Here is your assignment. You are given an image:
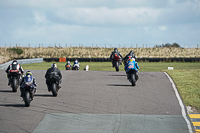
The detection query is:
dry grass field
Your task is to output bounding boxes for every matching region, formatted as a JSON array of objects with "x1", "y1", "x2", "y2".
[{"x1": 0, "y1": 47, "x2": 200, "y2": 64}]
